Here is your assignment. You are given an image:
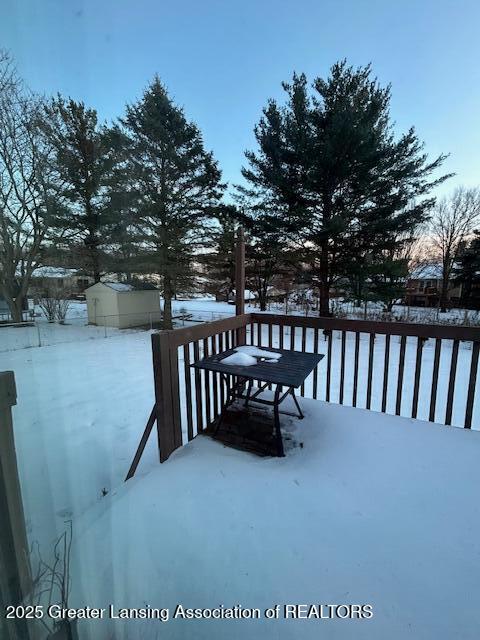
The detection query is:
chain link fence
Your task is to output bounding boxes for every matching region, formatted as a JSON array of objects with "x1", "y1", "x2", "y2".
[{"x1": 0, "y1": 308, "x2": 236, "y2": 353}]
